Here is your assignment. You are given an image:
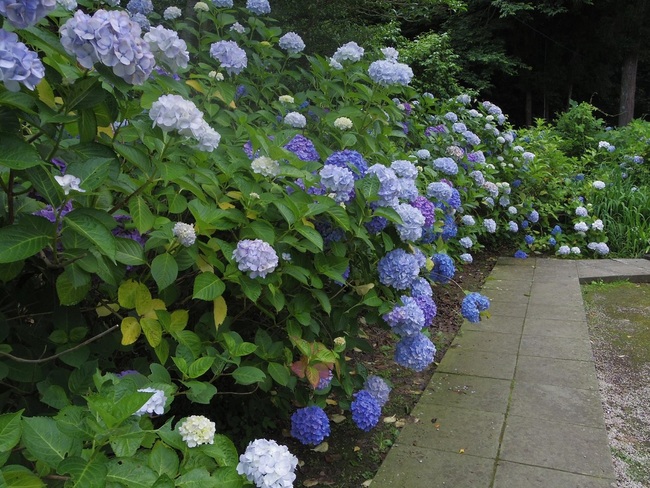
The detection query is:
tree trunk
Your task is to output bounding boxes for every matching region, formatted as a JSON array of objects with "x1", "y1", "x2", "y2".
[{"x1": 618, "y1": 52, "x2": 639, "y2": 126}]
